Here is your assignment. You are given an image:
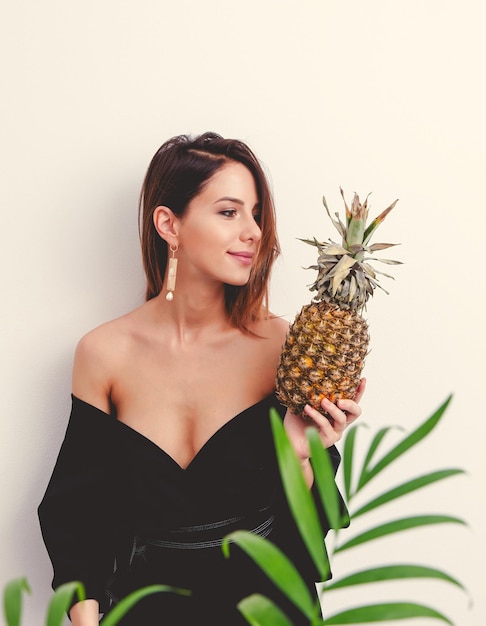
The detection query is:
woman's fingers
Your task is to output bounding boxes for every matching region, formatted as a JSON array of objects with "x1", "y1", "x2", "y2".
[
  {"x1": 353, "y1": 377, "x2": 367, "y2": 404},
  {"x1": 303, "y1": 388, "x2": 364, "y2": 445},
  {"x1": 293, "y1": 379, "x2": 366, "y2": 449},
  {"x1": 303, "y1": 400, "x2": 345, "y2": 445},
  {"x1": 325, "y1": 398, "x2": 349, "y2": 431},
  {"x1": 337, "y1": 399, "x2": 362, "y2": 425}
]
